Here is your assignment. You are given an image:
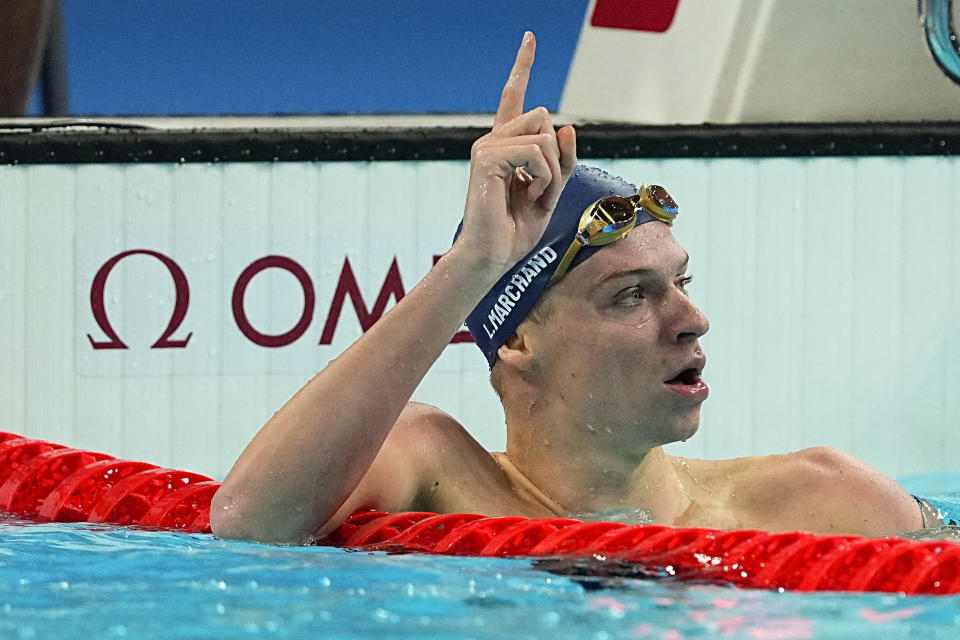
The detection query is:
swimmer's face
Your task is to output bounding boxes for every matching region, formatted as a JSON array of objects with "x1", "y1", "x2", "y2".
[{"x1": 527, "y1": 223, "x2": 709, "y2": 450}]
